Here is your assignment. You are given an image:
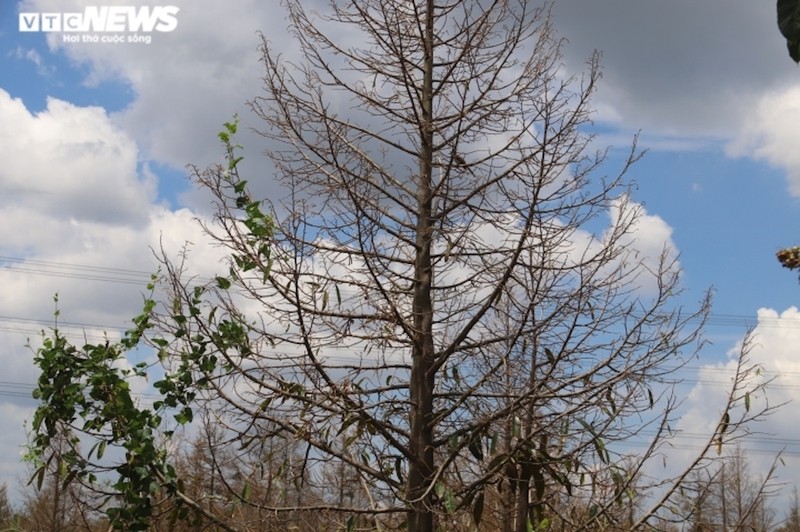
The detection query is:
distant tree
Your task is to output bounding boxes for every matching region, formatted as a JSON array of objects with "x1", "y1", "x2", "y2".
[
  {"x1": 19, "y1": 434, "x2": 104, "y2": 531},
  {"x1": 679, "y1": 446, "x2": 779, "y2": 531},
  {"x1": 28, "y1": 1, "x2": 777, "y2": 531},
  {"x1": 0, "y1": 483, "x2": 15, "y2": 530},
  {"x1": 143, "y1": 418, "x2": 332, "y2": 531},
  {"x1": 777, "y1": 487, "x2": 800, "y2": 532}
]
